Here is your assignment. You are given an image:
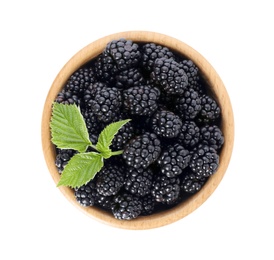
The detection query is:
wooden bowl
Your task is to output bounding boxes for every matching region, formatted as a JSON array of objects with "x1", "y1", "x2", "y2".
[{"x1": 41, "y1": 31, "x2": 234, "y2": 230}]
